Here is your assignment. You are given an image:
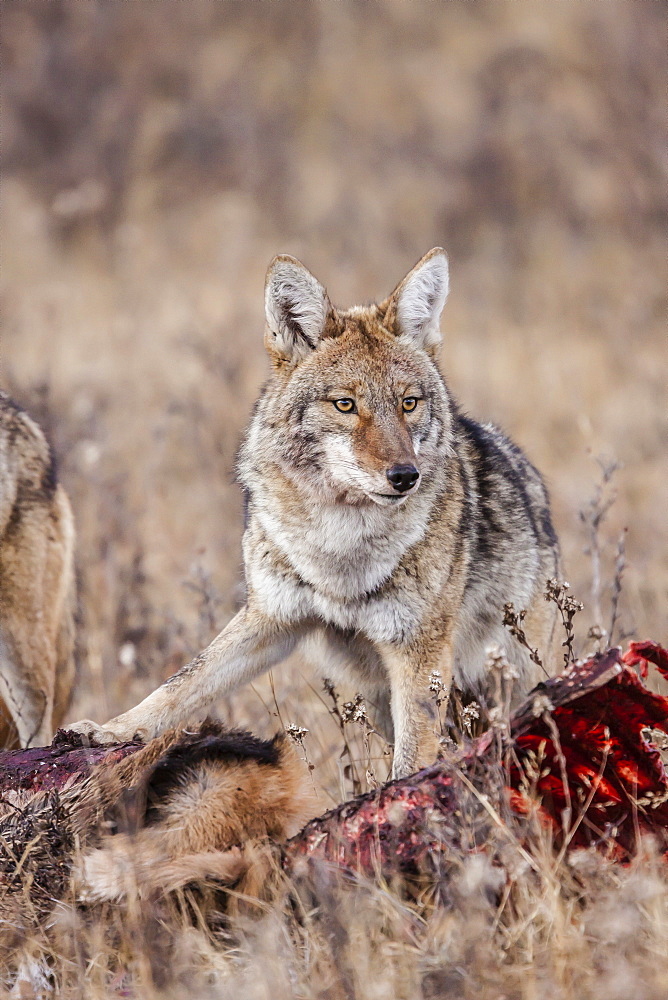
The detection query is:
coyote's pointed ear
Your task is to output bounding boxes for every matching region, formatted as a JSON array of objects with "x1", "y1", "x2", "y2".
[
  {"x1": 384, "y1": 248, "x2": 449, "y2": 356},
  {"x1": 264, "y1": 255, "x2": 333, "y2": 364}
]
